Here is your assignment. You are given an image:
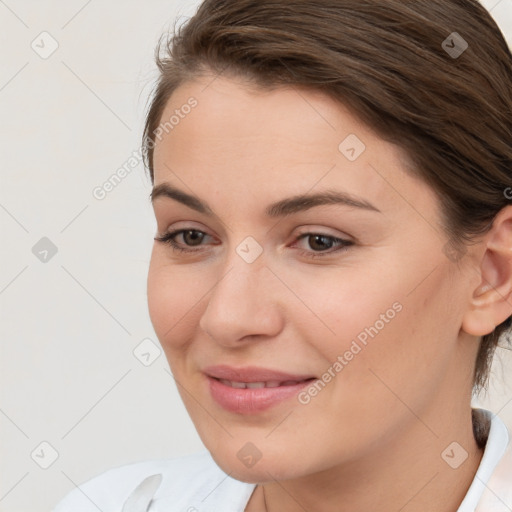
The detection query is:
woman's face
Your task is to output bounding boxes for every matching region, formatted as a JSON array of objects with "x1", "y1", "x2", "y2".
[{"x1": 148, "y1": 74, "x2": 480, "y2": 481}]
